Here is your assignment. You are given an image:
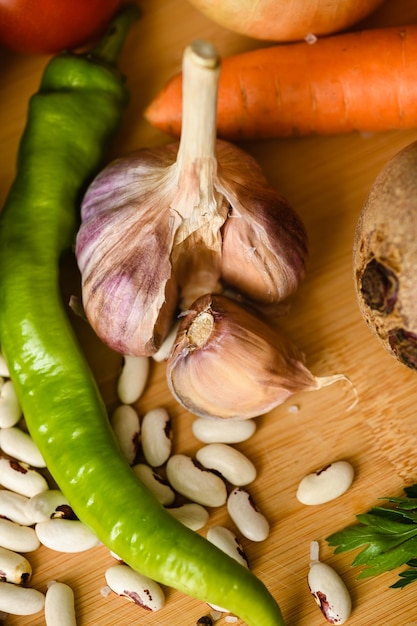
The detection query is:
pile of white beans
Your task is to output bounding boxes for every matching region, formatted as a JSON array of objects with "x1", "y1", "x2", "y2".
[{"x1": 0, "y1": 349, "x2": 356, "y2": 625}]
